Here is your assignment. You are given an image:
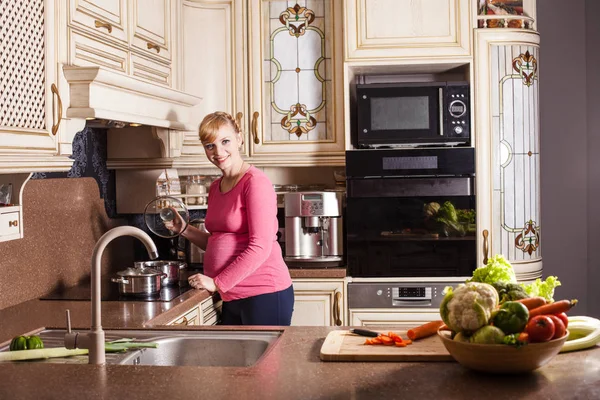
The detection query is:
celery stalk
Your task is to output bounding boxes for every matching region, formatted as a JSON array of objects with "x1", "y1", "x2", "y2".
[{"x1": 0, "y1": 348, "x2": 89, "y2": 362}]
